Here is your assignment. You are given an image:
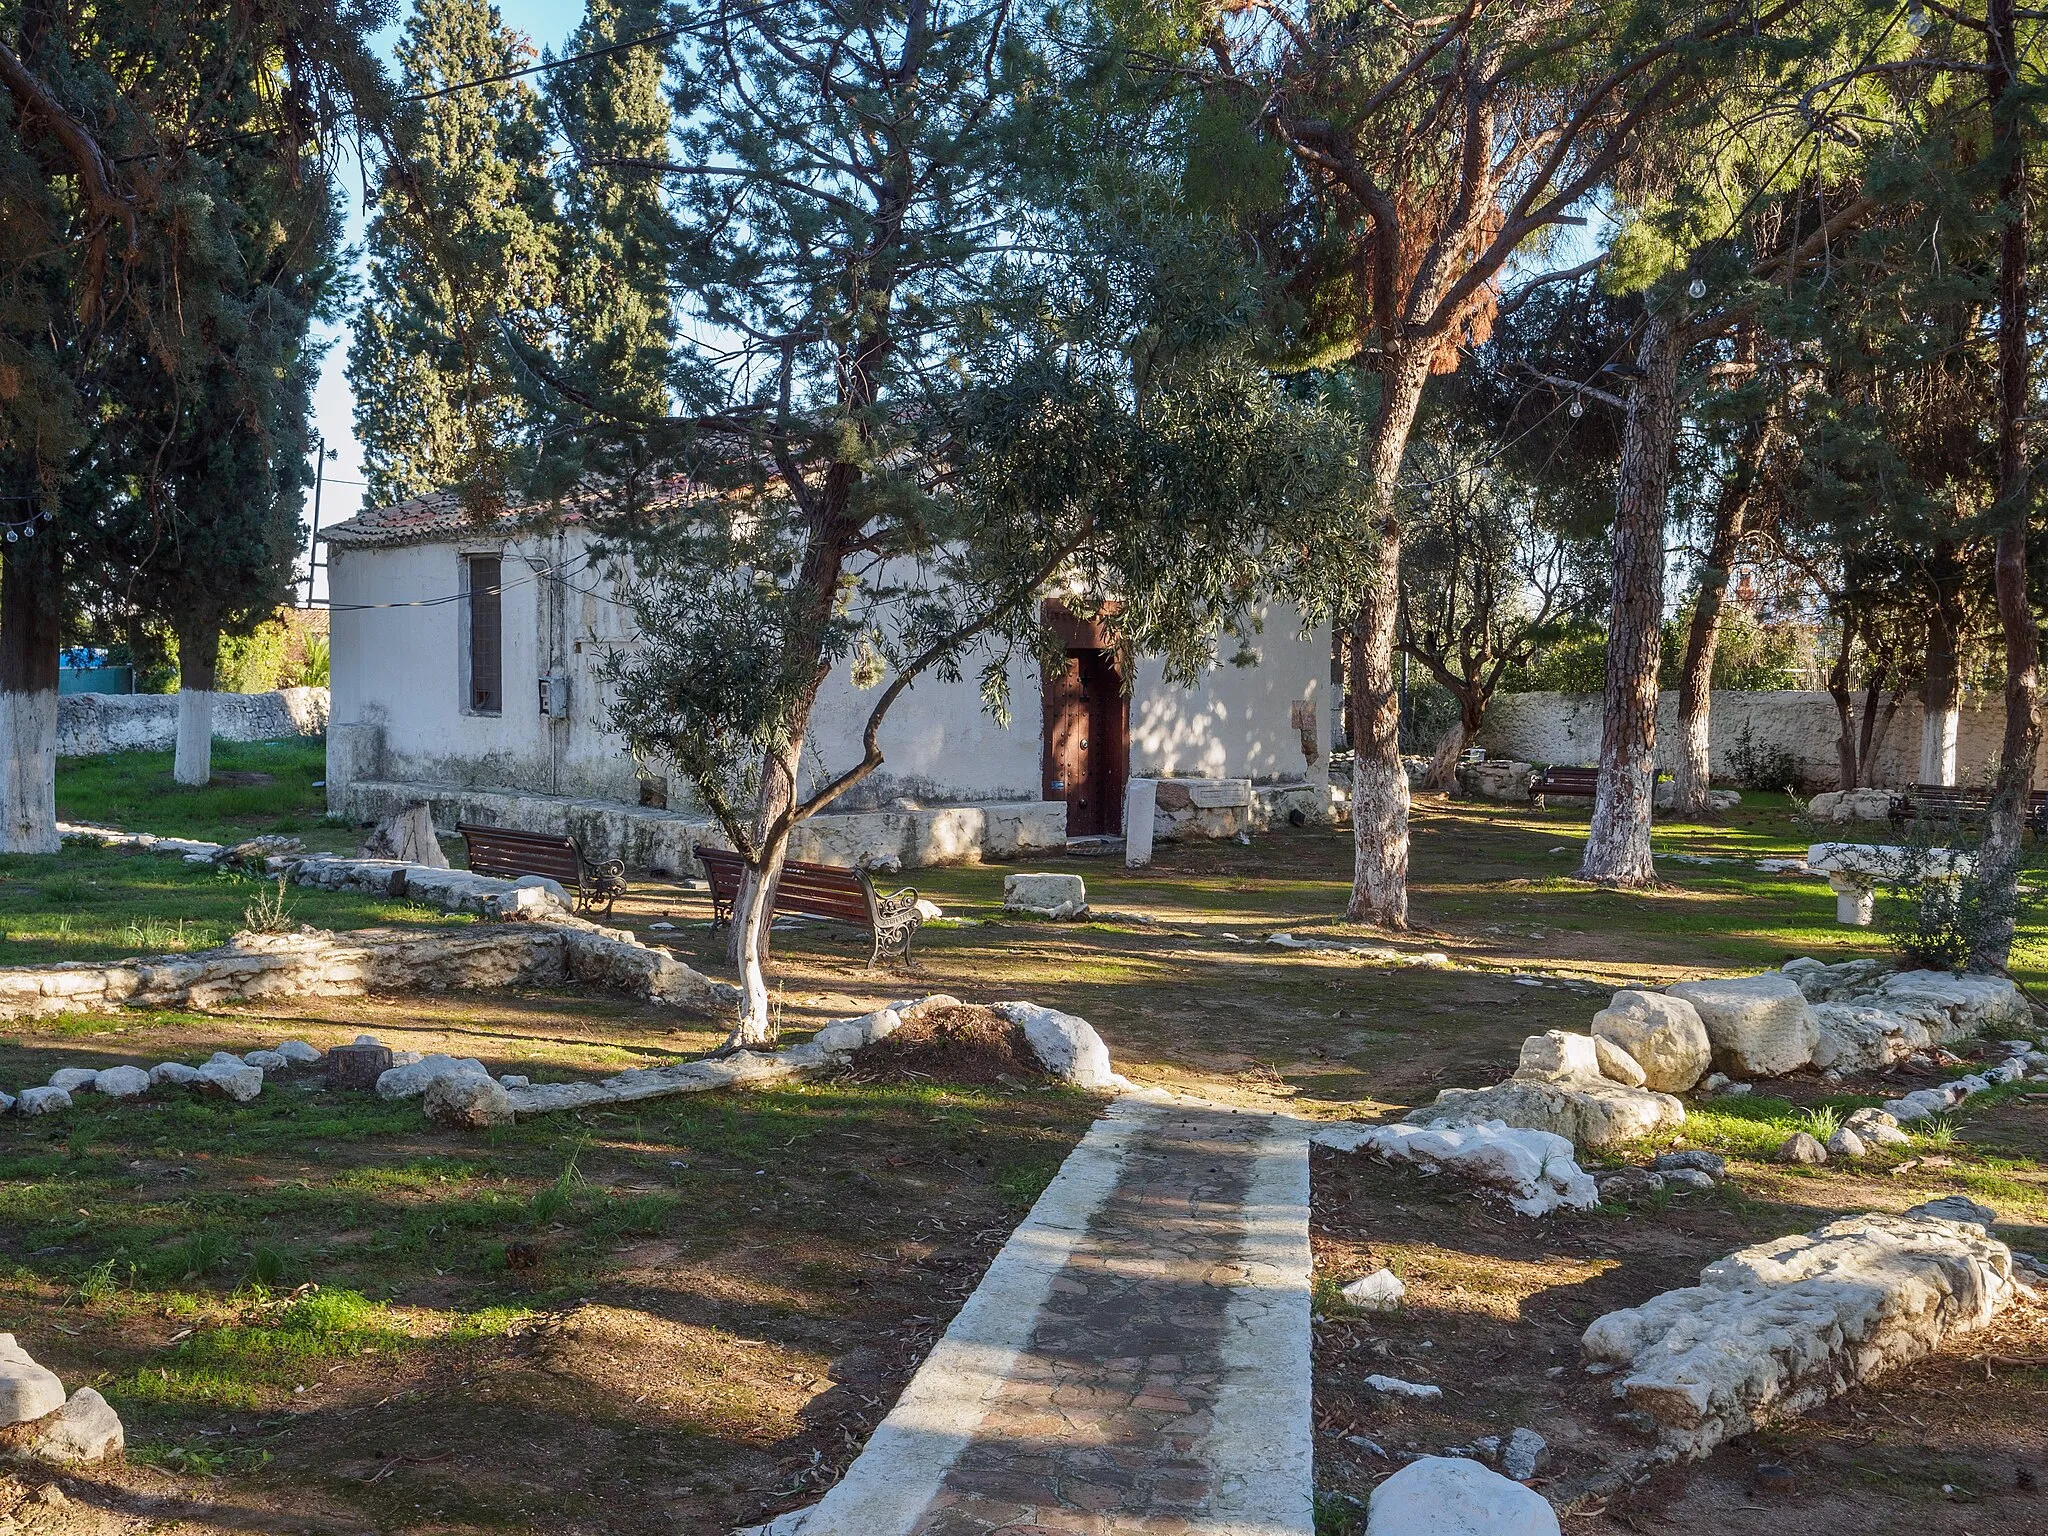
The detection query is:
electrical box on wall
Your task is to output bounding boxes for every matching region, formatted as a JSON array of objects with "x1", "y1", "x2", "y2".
[{"x1": 538, "y1": 672, "x2": 570, "y2": 716}]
